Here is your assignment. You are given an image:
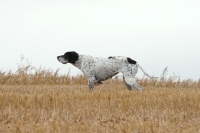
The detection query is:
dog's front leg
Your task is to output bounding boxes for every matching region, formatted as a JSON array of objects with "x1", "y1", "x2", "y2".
[{"x1": 88, "y1": 76, "x2": 95, "y2": 90}]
